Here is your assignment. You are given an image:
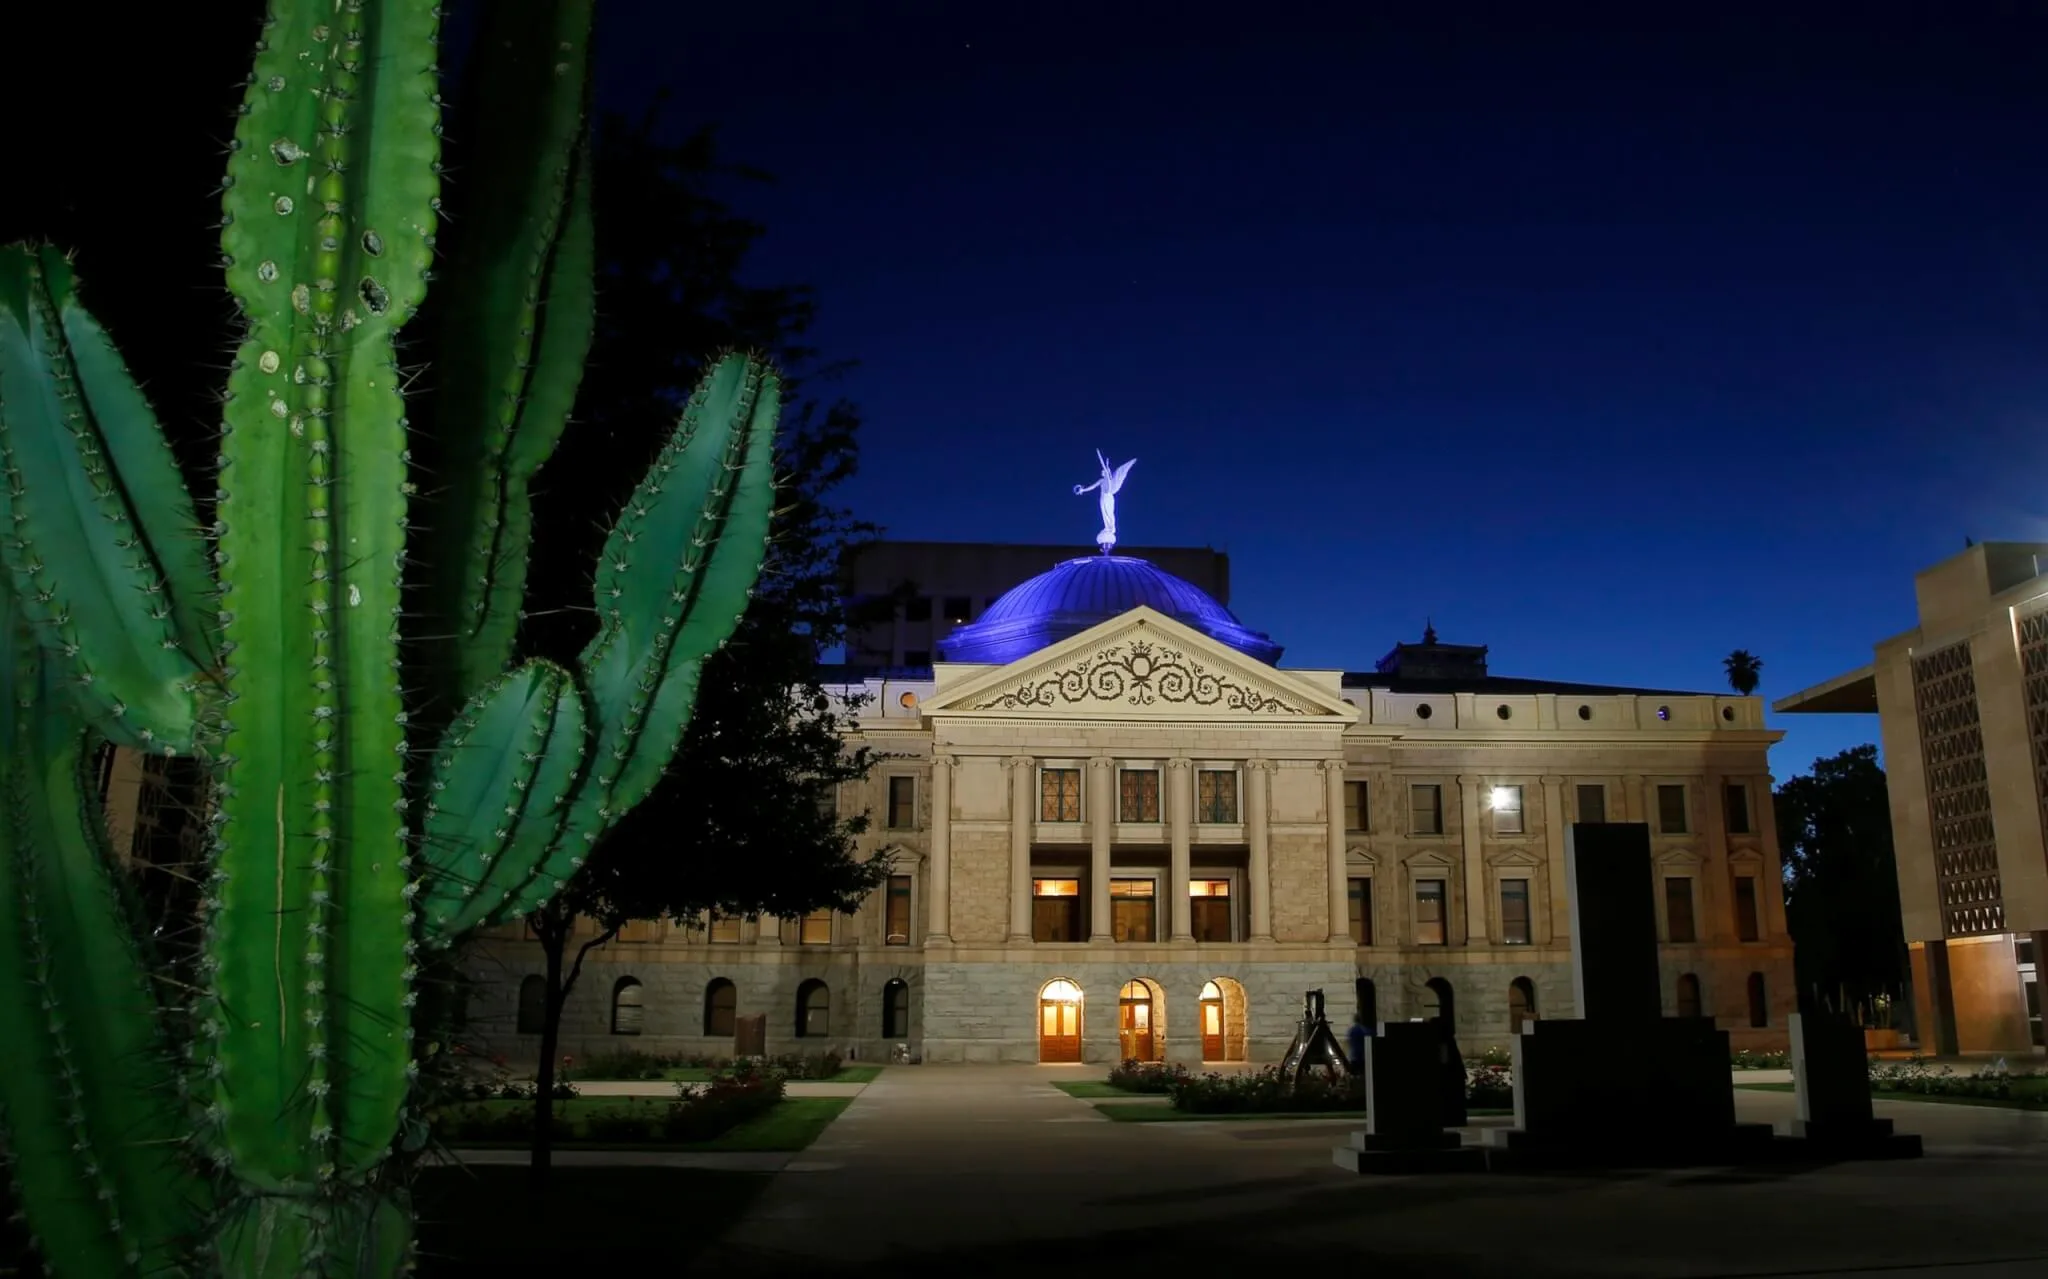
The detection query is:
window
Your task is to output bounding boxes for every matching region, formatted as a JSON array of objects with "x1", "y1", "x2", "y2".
[
  {"x1": 1723, "y1": 783, "x2": 1752, "y2": 835},
  {"x1": 1509, "y1": 977, "x2": 1537, "y2": 1033},
  {"x1": 799, "y1": 907, "x2": 833, "y2": 946},
  {"x1": 516, "y1": 975, "x2": 546, "y2": 1034},
  {"x1": 1110, "y1": 878, "x2": 1156, "y2": 942},
  {"x1": 1490, "y1": 785, "x2": 1524, "y2": 836},
  {"x1": 882, "y1": 978, "x2": 910, "y2": 1038},
  {"x1": 611, "y1": 978, "x2": 644, "y2": 1035},
  {"x1": 1118, "y1": 769, "x2": 1160, "y2": 822},
  {"x1": 902, "y1": 649, "x2": 930, "y2": 667},
  {"x1": 1734, "y1": 875, "x2": 1761, "y2": 942},
  {"x1": 1746, "y1": 972, "x2": 1767, "y2": 1028},
  {"x1": 1196, "y1": 770, "x2": 1238, "y2": 823},
  {"x1": 1343, "y1": 781, "x2": 1369, "y2": 832},
  {"x1": 708, "y1": 915, "x2": 742, "y2": 944},
  {"x1": 1664, "y1": 877, "x2": 1697, "y2": 943},
  {"x1": 1409, "y1": 784, "x2": 1443, "y2": 835},
  {"x1": 1190, "y1": 879, "x2": 1232, "y2": 942},
  {"x1": 1500, "y1": 879, "x2": 1531, "y2": 944},
  {"x1": 1040, "y1": 768, "x2": 1082, "y2": 822},
  {"x1": 885, "y1": 875, "x2": 912, "y2": 945},
  {"x1": 1656, "y1": 784, "x2": 1688, "y2": 834},
  {"x1": 1576, "y1": 783, "x2": 1606, "y2": 824},
  {"x1": 904, "y1": 596, "x2": 932, "y2": 622},
  {"x1": 1347, "y1": 877, "x2": 1374, "y2": 945},
  {"x1": 887, "y1": 776, "x2": 916, "y2": 829},
  {"x1": 816, "y1": 786, "x2": 838, "y2": 822},
  {"x1": 1676, "y1": 972, "x2": 1702, "y2": 1019},
  {"x1": 704, "y1": 978, "x2": 736, "y2": 1036},
  {"x1": 1032, "y1": 878, "x2": 1082, "y2": 942},
  {"x1": 1415, "y1": 879, "x2": 1447, "y2": 945},
  {"x1": 942, "y1": 596, "x2": 972, "y2": 623},
  {"x1": 1423, "y1": 976, "x2": 1455, "y2": 1024},
  {"x1": 796, "y1": 979, "x2": 830, "y2": 1037}
]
